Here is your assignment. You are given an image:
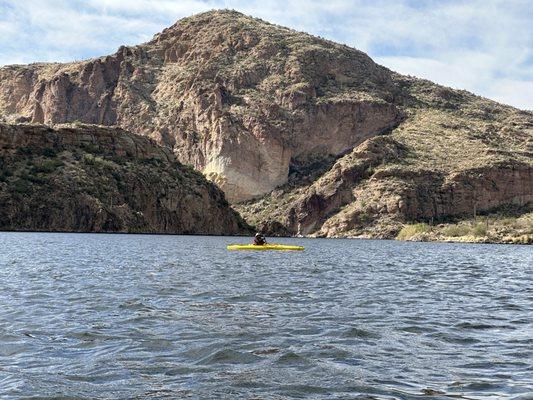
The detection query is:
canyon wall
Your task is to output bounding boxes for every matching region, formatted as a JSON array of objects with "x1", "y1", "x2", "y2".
[{"x1": 0, "y1": 123, "x2": 249, "y2": 234}]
